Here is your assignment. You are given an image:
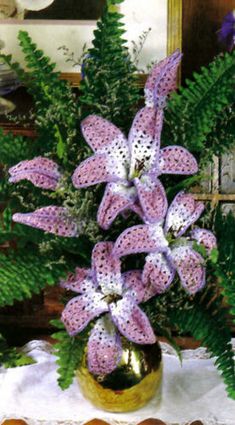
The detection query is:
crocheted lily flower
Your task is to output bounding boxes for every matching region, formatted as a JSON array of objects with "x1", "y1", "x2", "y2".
[
  {"x1": 9, "y1": 157, "x2": 61, "y2": 190},
  {"x1": 113, "y1": 191, "x2": 217, "y2": 296},
  {"x1": 61, "y1": 241, "x2": 156, "y2": 375},
  {"x1": 9, "y1": 156, "x2": 77, "y2": 237},
  {"x1": 13, "y1": 206, "x2": 78, "y2": 237},
  {"x1": 72, "y1": 50, "x2": 198, "y2": 230}
]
